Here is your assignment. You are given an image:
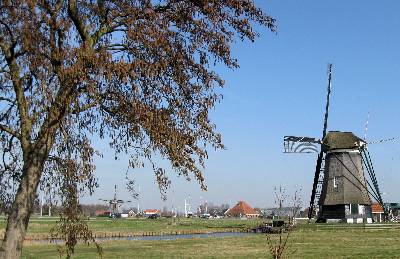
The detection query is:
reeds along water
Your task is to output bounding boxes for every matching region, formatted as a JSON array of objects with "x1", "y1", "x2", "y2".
[
  {"x1": 16, "y1": 228, "x2": 250, "y2": 245},
  {"x1": 19, "y1": 230, "x2": 251, "y2": 245}
]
